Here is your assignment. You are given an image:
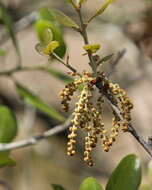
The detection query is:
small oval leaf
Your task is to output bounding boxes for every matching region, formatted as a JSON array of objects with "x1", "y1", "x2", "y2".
[
  {"x1": 80, "y1": 177, "x2": 104, "y2": 190},
  {"x1": 43, "y1": 41, "x2": 59, "y2": 55},
  {"x1": 0, "y1": 106, "x2": 17, "y2": 143},
  {"x1": 34, "y1": 20, "x2": 66, "y2": 58},
  {"x1": 49, "y1": 8, "x2": 79, "y2": 29},
  {"x1": 106, "y1": 154, "x2": 141, "y2": 190}
]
